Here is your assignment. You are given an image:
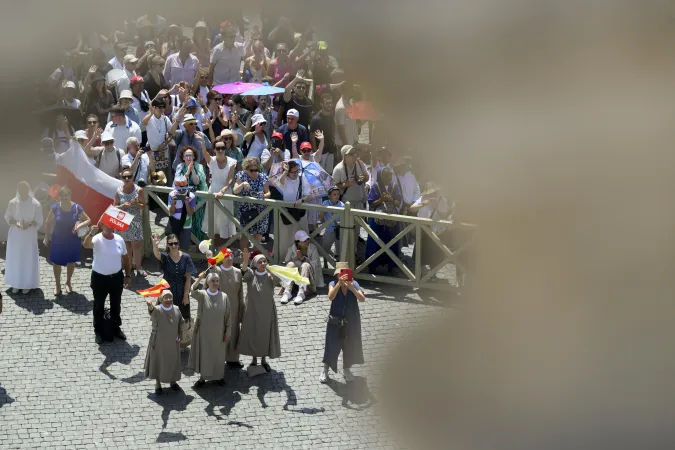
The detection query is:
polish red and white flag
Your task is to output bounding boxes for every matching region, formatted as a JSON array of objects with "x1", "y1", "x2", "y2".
[{"x1": 100, "y1": 205, "x2": 135, "y2": 232}]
